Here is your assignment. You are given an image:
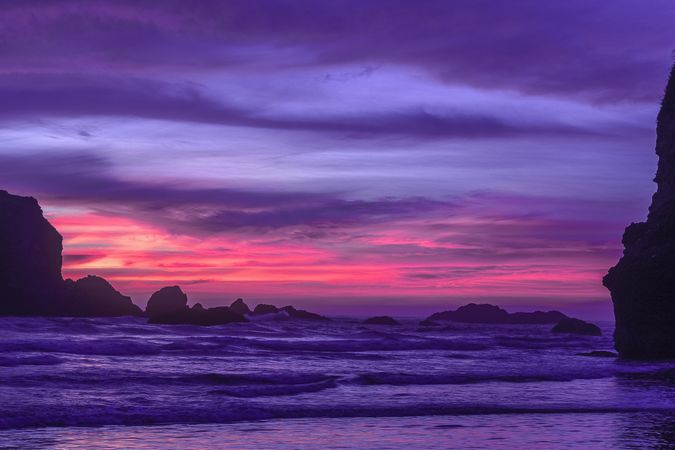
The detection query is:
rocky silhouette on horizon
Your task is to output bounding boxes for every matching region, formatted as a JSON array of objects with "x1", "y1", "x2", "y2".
[
  {"x1": 145, "y1": 291, "x2": 329, "y2": 325},
  {"x1": 552, "y1": 318, "x2": 602, "y2": 336},
  {"x1": 0, "y1": 190, "x2": 140, "y2": 317},
  {"x1": 63, "y1": 275, "x2": 143, "y2": 317},
  {"x1": 422, "y1": 303, "x2": 569, "y2": 325},
  {"x1": 604, "y1": 64, "x2": 675, "y2": 359},
  {"x1": 145, "y1": 286, "x2": 248, "y2": 325},
  {"x1": 363, "y1": 316, "x2": 400, "y2": 325},
  {"x1": 229, "y1": 298, "x2": 252, "y2": 316}
]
